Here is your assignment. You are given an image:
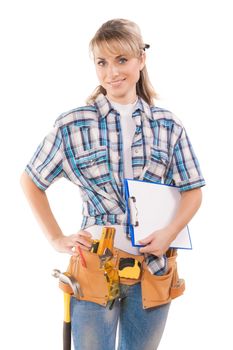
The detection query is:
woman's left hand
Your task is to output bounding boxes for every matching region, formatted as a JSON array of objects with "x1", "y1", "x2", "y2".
[{"x1": 139, "y1": 227, "x2": 174, "y2": 257}]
